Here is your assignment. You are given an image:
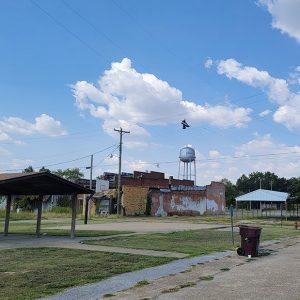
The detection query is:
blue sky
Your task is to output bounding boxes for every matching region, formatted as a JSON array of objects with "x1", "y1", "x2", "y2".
[{"x1": 1, "y1": 0, "x2": 300, "y2": 185}]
